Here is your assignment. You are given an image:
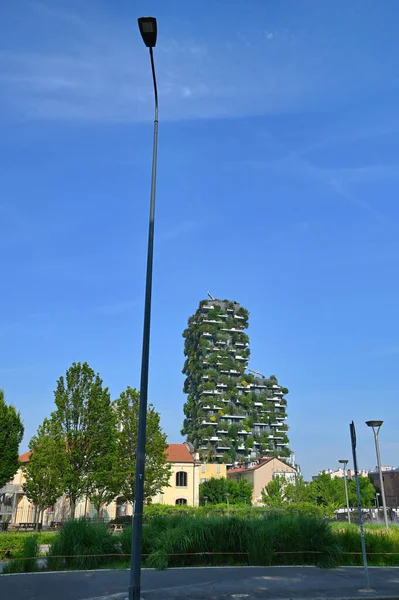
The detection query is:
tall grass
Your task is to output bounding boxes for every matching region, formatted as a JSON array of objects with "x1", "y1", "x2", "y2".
[
  {"x1": 2, "y1": 535, "x2": 40, "y2": 574},
  {"x1": 336, "y1": 525, "x2": 399, "y2": 566},
  {"x1": 46, "y1": 520, "x2": 119, "y2": 571},
  {"x1": 4, "y1": 515, "x2": 398, "y2": 573},
  {"x1": 120, "y1": 514, "x2": 340, "y2": 570}
]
